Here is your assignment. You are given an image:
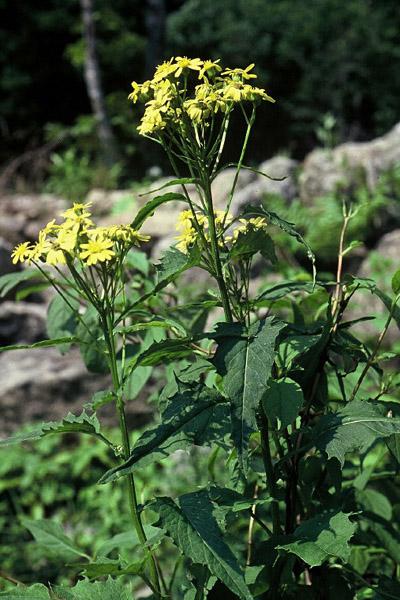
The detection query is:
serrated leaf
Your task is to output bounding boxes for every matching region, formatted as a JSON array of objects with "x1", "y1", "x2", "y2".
[
  {"x1": 230, "y1": 228, "x2": 277, "y2": 264},
  {"x1": 99, "y1": 383, "x2": 230, "y2": 483},
  {"x1": 277, "y1": 511, "x2": 356, "y2": 567},
  {"x1": 313, "y1": 401, "x2": 400, "y2": 466},
  {"x1": 213, "y1": 317, "x2": 284, "y2": 473},
  {"x1": 131, "y1": 192, "x2": 187, "y2": 230},
  {"x1": 0, "y1": 585, "x2": 50, "y2": 599},
  {"x1": 54, "y1": 577, "x2": 132, "y2": 600},
  {"x1": 0, "y1": 411, "x2": 112, "y2": 449},
  {"x1": 262, "y1": 379, "x2": 304, "y2": 429},
  {"x1": 155, "y1": 245, "x2": 200, "y2": 289},
  {"x1": 76, "y1": 558, "x2": 145, "y2": 579},
  {"x1": 47, "y1": 294, "x2": 79, "y2": 354},
  {"x1": 242, "y1": 204, "x2": 315, "y2": 276},
  {"x1": 152, "y1": 492, "x2": 252, "y2": 600},
  {"x1": 22, "y1": 518, "x2": 89, "y2": 559},
  {"x1": 0, "y1": 268, "x2": 44, "y2": 298}
]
